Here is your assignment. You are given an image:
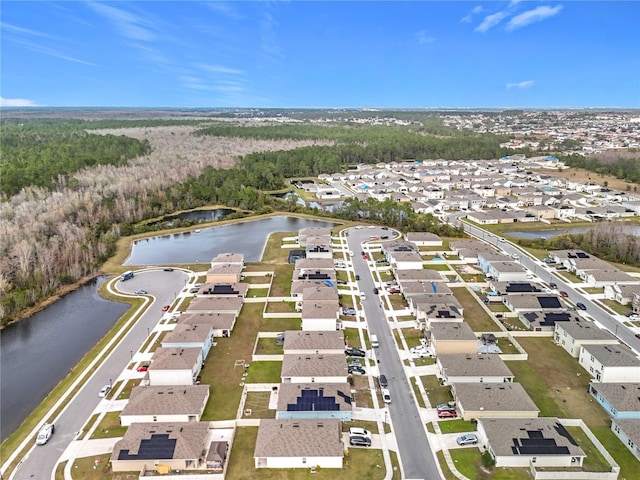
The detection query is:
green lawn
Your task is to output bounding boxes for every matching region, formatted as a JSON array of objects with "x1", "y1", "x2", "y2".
[
  {"x1": 565, "y1": 426, "x2": 611, "y2": 472},
  {"x1": 244, "y1": 392, "x2": 276, "y2": 419},
  {"x1": 248, "y1": 288, "x2": 270, "y2": 298},
  {"x1": 226, "y1": 427, "x2": 391, "y2": 480},
  {"x1": 451, "y1": 287, "x2": 498, "y2": 332},
  {"x1": 438, "y1": 419, "x2": 476, "y2": 434},
  {"x1": 343, "y1": 328, "x2": 362, "y2": 349},
  {"x1": 245, "y1": 361, "x2": 283, "y2": 383},
  {"x1": 398, "y1": 327, "x2": 426, "y2": 348},
  {"x1": 262, "y1": 231, "x2": 297, "y2": 263},
  {"x1": 270, "y1": 264, "x2": 294, "y2": 296},
  {"x1": 265, "y1": 301, "x2": 297, "y2": 313},
  {"x1": 602, "y1": 299, "x2": 631, "y2": 315},
  {"x1": 259, "y1": 317, "x2": 301, "y2": 332},
  {"x1": 421, "y1": 375, "x2": 453, "y2": 407},
  {"x1": 449, "y1": 449, "x2": 530, "y2": 480},
  {"x1": 582, "y1": 287, "x2": 604, "y2": 294},
  {"x1": 91, "y1": 411, "x2": 127, "y2": 439},
  {"x1": 424, "y1": 264, "x2": 452, "y2": 271},
  {"x1": 255, "y1": 337, "x2": 284, "y2": 355}
]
